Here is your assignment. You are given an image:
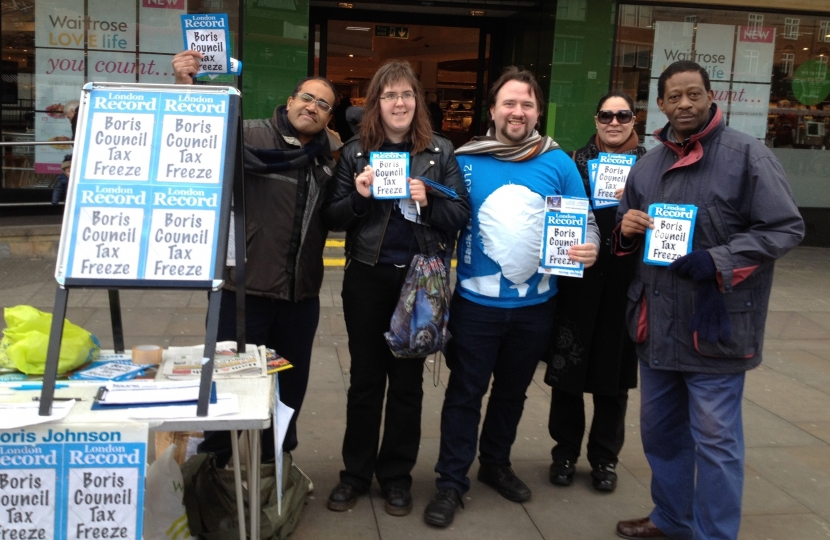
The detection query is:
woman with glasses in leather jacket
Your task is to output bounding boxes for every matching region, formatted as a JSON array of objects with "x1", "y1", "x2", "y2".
[{"x1": 322, "y1": 60, "x2": 469, "y2": 517}]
